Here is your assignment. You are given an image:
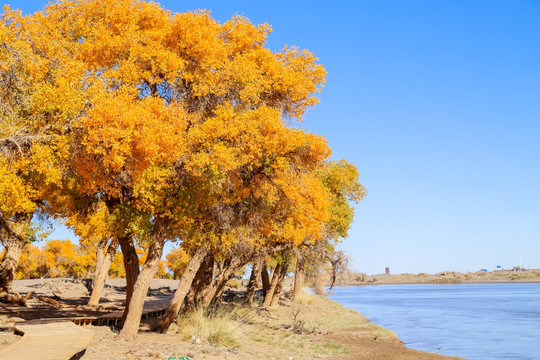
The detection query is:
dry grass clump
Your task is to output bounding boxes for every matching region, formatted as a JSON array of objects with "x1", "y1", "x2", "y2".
[{"x1": 175, "y1": 305, "x2": 256, "y2": 348}]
